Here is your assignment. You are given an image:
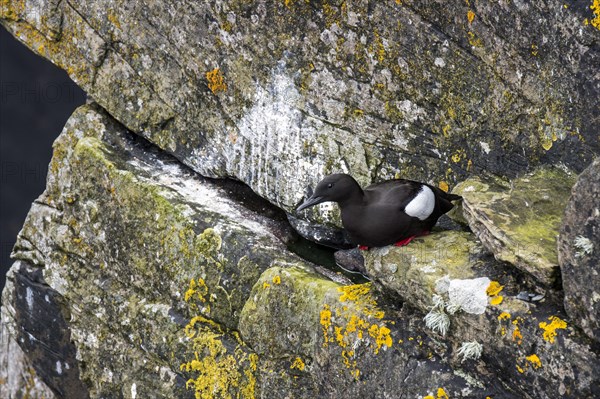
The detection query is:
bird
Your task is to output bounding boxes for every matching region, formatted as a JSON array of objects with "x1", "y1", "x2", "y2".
[{"x1": 297, "y1": 173, "x2": 462, "y2": 249}]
